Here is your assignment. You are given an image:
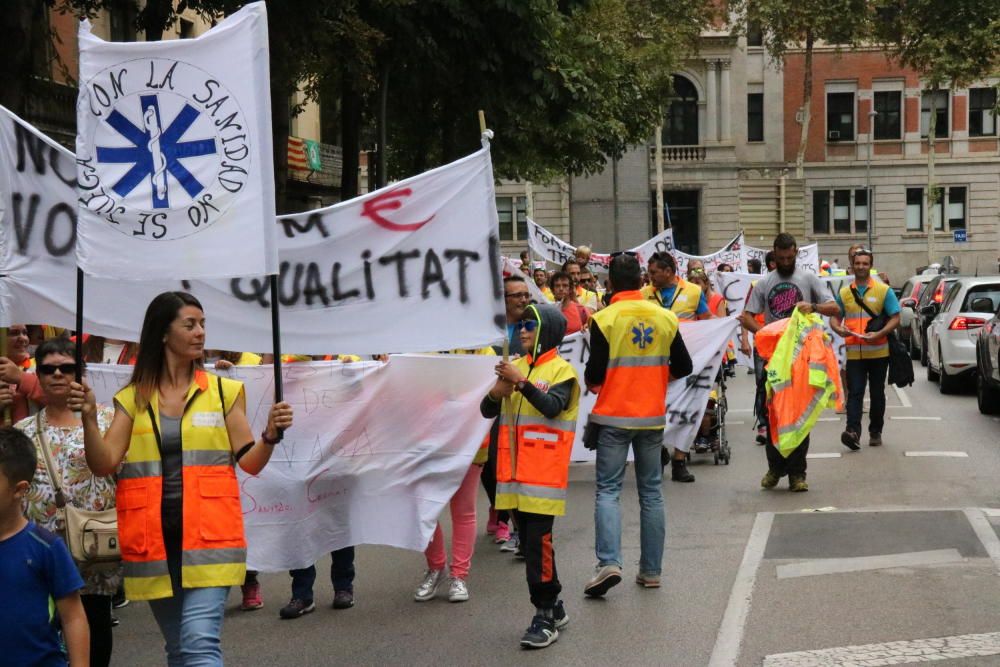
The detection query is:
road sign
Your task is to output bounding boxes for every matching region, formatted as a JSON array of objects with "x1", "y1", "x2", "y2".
[{"x1": 953, "y1": 229, "x2": 967, "y2": 243}]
